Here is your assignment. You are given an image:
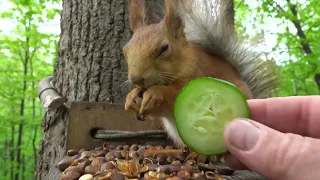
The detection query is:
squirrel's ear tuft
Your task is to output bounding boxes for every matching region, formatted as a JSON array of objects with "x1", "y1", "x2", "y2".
[
  {"x1": 129, "y1": 0, "x2": 146, "y2": 33},
  {"x1": 163, "y1": 0, "x2": 185, "y2": 39}
]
